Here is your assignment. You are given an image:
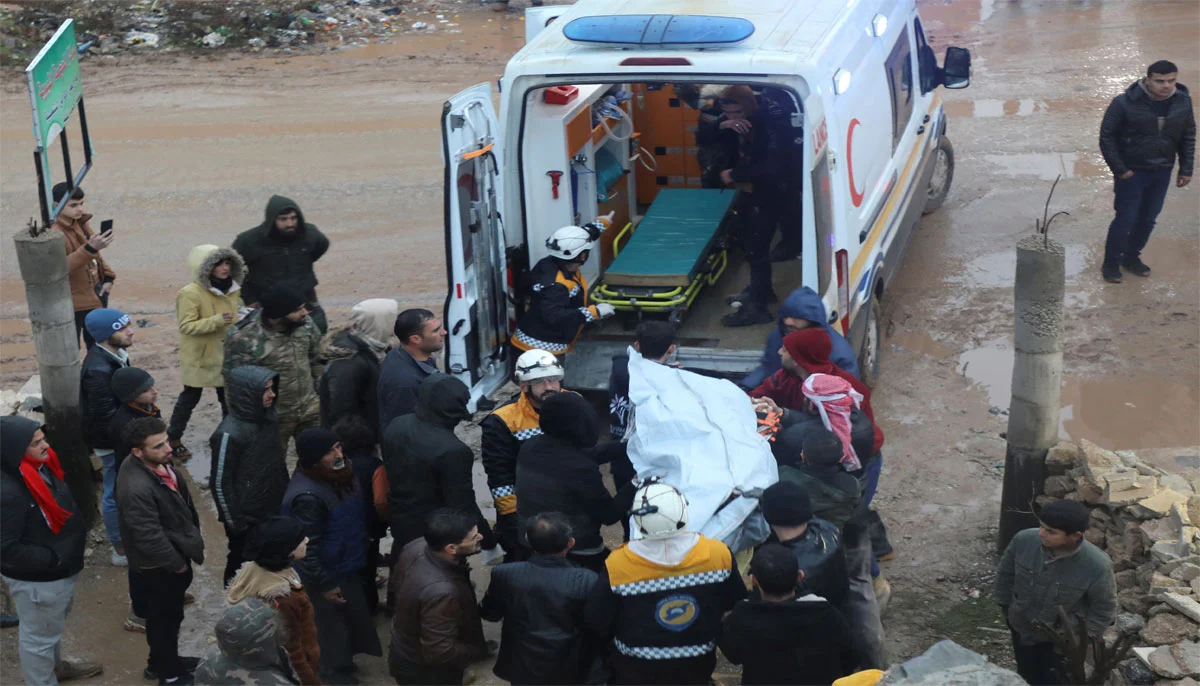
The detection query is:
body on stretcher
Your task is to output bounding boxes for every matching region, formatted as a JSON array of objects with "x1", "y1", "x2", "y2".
[{"x1": 592, "y1": 188, "x2": 739, "y2": 317}]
